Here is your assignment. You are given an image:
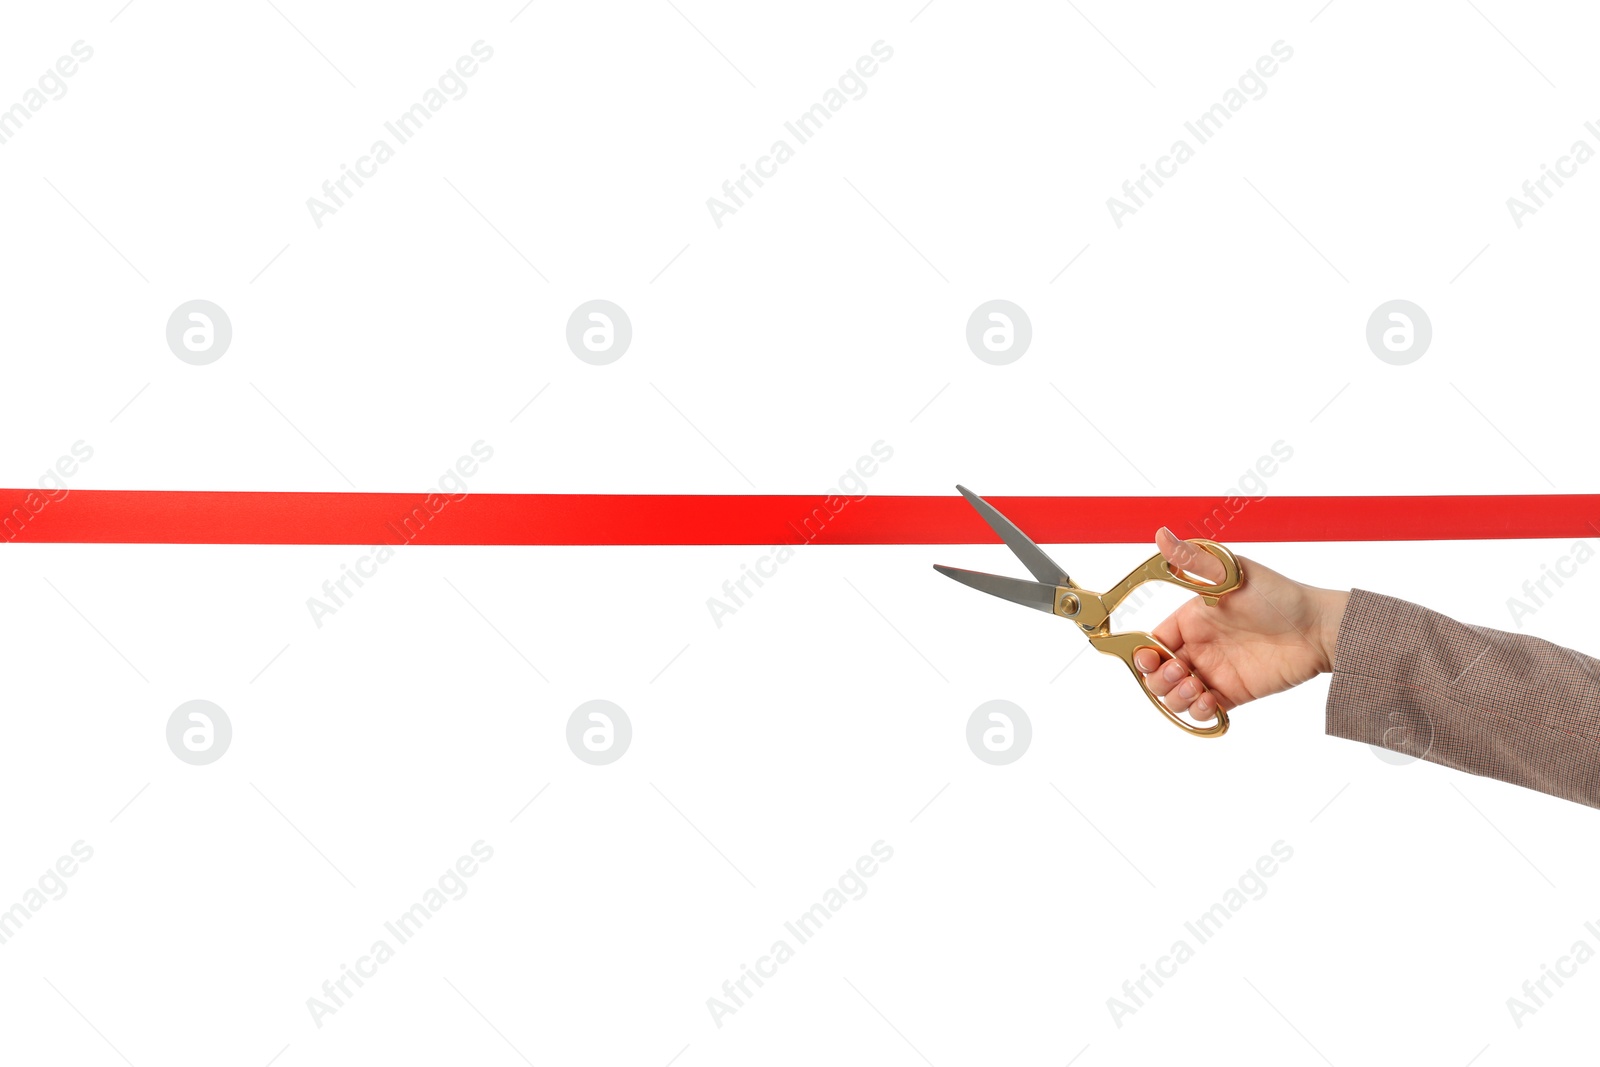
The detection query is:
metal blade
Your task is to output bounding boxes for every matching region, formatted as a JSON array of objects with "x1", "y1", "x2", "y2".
[
  {"x1": 933, "y1": 564, "x2": 1059, "y2": 614},
  {"x1": 955, "y1": 485, "x2": 1071, "y2": 586}
]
